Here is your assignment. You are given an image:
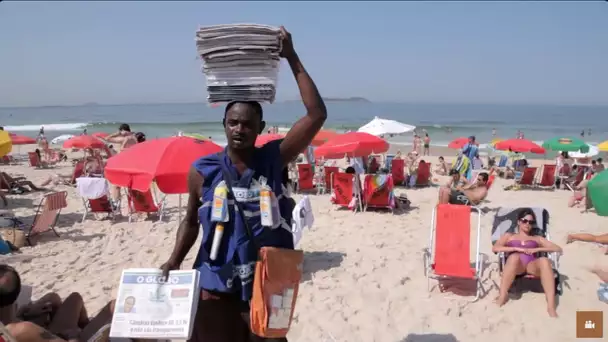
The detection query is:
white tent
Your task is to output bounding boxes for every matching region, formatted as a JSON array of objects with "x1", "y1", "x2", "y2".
[{"x1": 357, "y1": 116, "x2": 415, "y2": 137}]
